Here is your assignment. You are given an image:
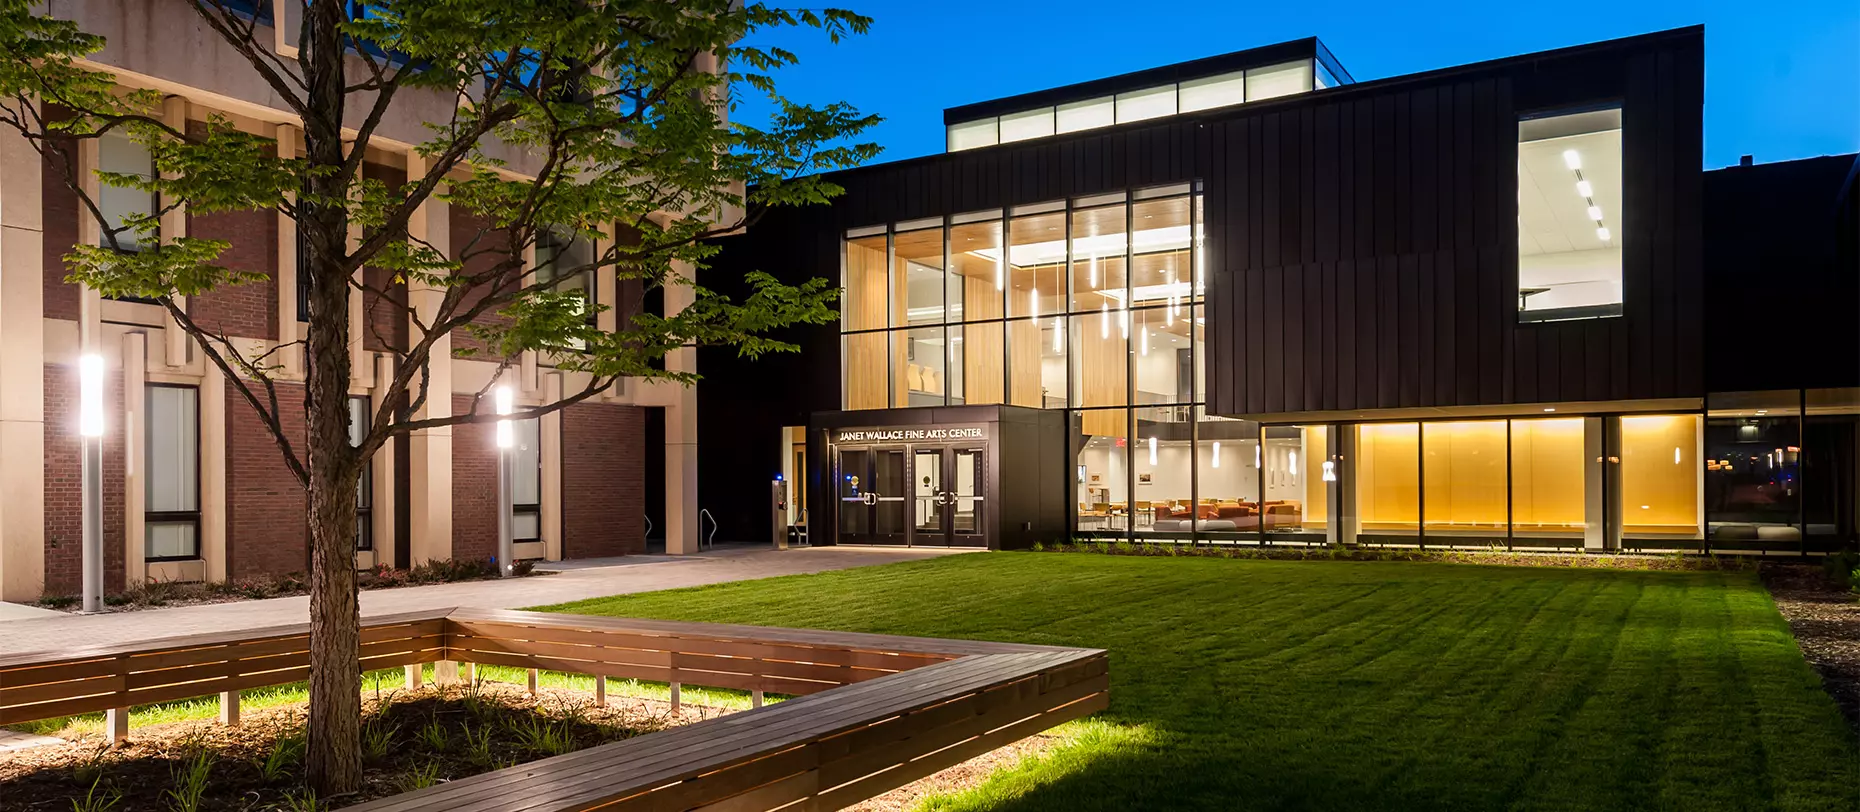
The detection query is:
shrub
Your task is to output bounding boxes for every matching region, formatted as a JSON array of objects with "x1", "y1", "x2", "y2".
[{"x1": 35, "y1": 593, "x2": 78, "y2": 609}]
